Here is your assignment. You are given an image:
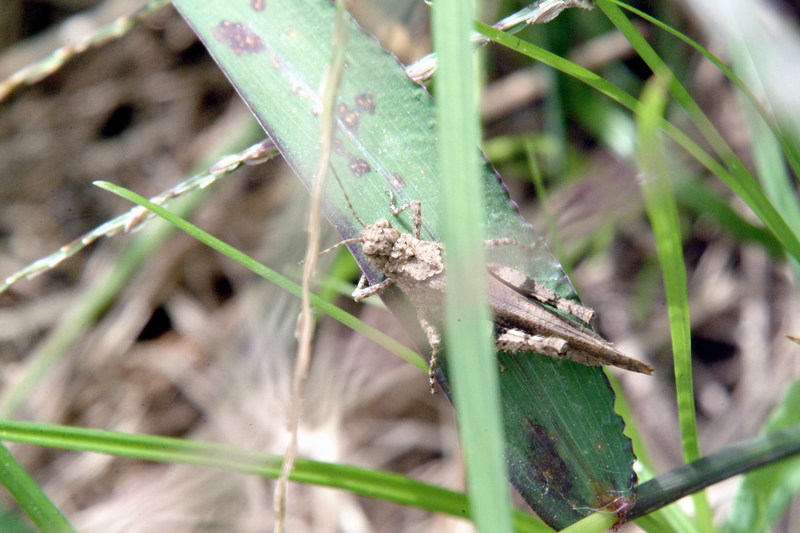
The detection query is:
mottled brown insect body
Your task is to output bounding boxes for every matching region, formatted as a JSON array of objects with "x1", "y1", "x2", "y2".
[{"x1": 351, "y1": 195, "x2": 653, "y2": 390}]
